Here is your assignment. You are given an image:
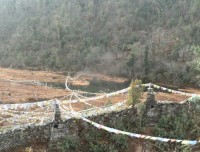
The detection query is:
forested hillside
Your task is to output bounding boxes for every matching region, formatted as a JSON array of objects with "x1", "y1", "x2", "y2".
[{"x1": 0, "y1": 0, "x2": 200, "y2": 85}]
